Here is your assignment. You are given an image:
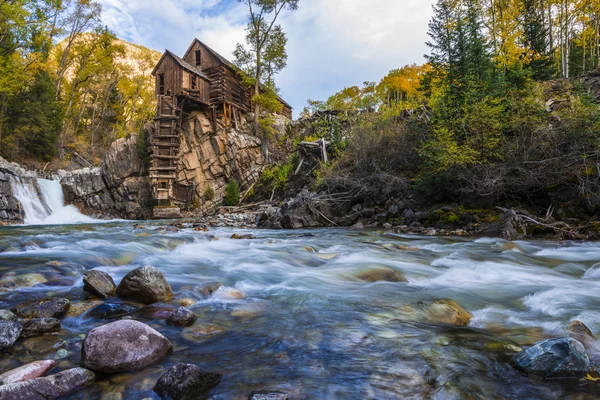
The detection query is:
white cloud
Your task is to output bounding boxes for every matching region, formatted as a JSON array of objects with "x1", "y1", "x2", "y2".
[{"x1": 97, "y1": 0, "x2": 434, "y2": 114}]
